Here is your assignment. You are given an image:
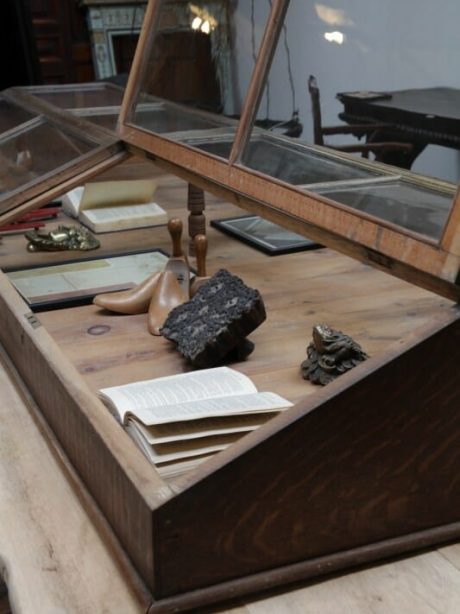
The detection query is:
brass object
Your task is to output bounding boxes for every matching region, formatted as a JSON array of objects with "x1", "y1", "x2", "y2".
[
  {"x1": 25, "y1": 225, "x2": 100, "y2": 252},
  {"x1": 301, "y1": 324, "x2": 368, "y2": 385}
]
